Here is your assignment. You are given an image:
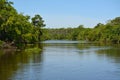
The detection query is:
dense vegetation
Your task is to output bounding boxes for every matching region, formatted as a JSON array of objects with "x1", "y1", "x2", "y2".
[
  {"x1": 0, "y1": 0, "x2": 45, "y2": 47},
  {"x1": 42, "y1": 17, "x2": 120, "y2": 44},
  {"x1": 0, "y1": 0, "x2": 120, "y2": 47}
]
